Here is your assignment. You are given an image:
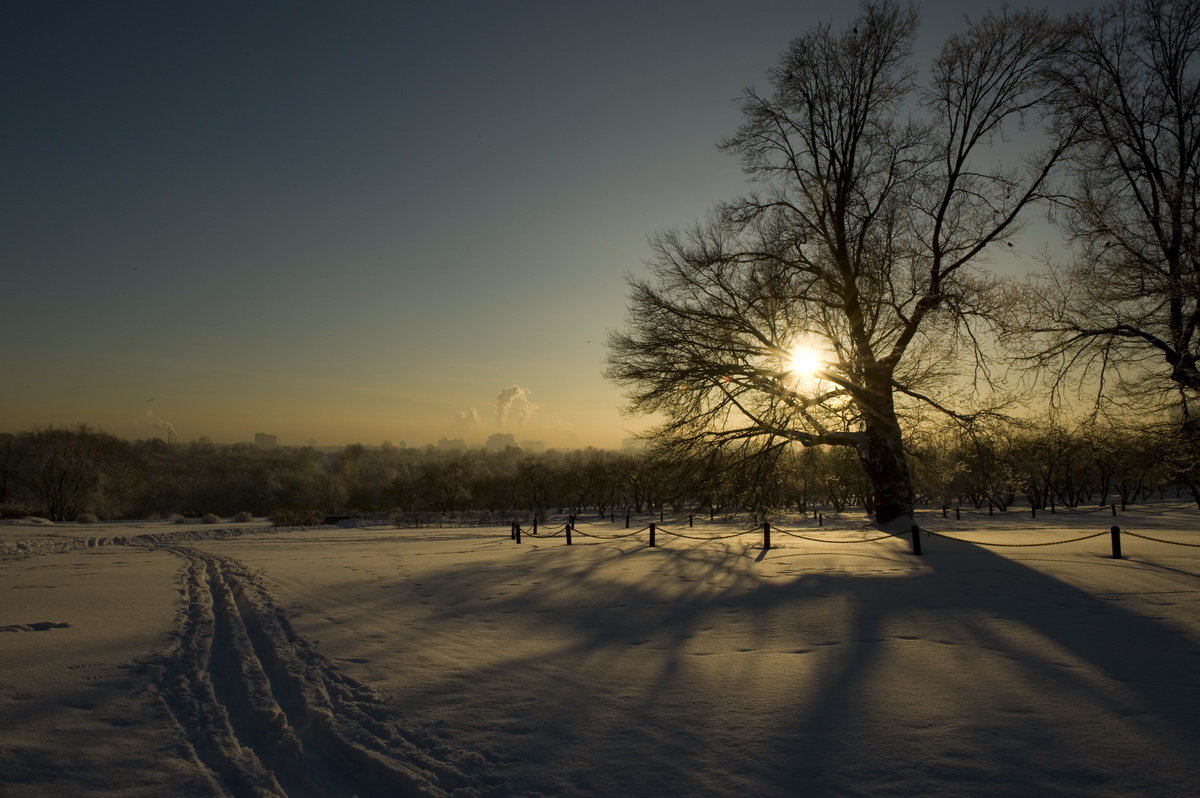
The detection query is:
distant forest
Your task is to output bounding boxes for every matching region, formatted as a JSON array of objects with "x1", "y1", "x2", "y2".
[{"x1": 1, "y1": 423, "x2": 1195, "y2": 524}]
